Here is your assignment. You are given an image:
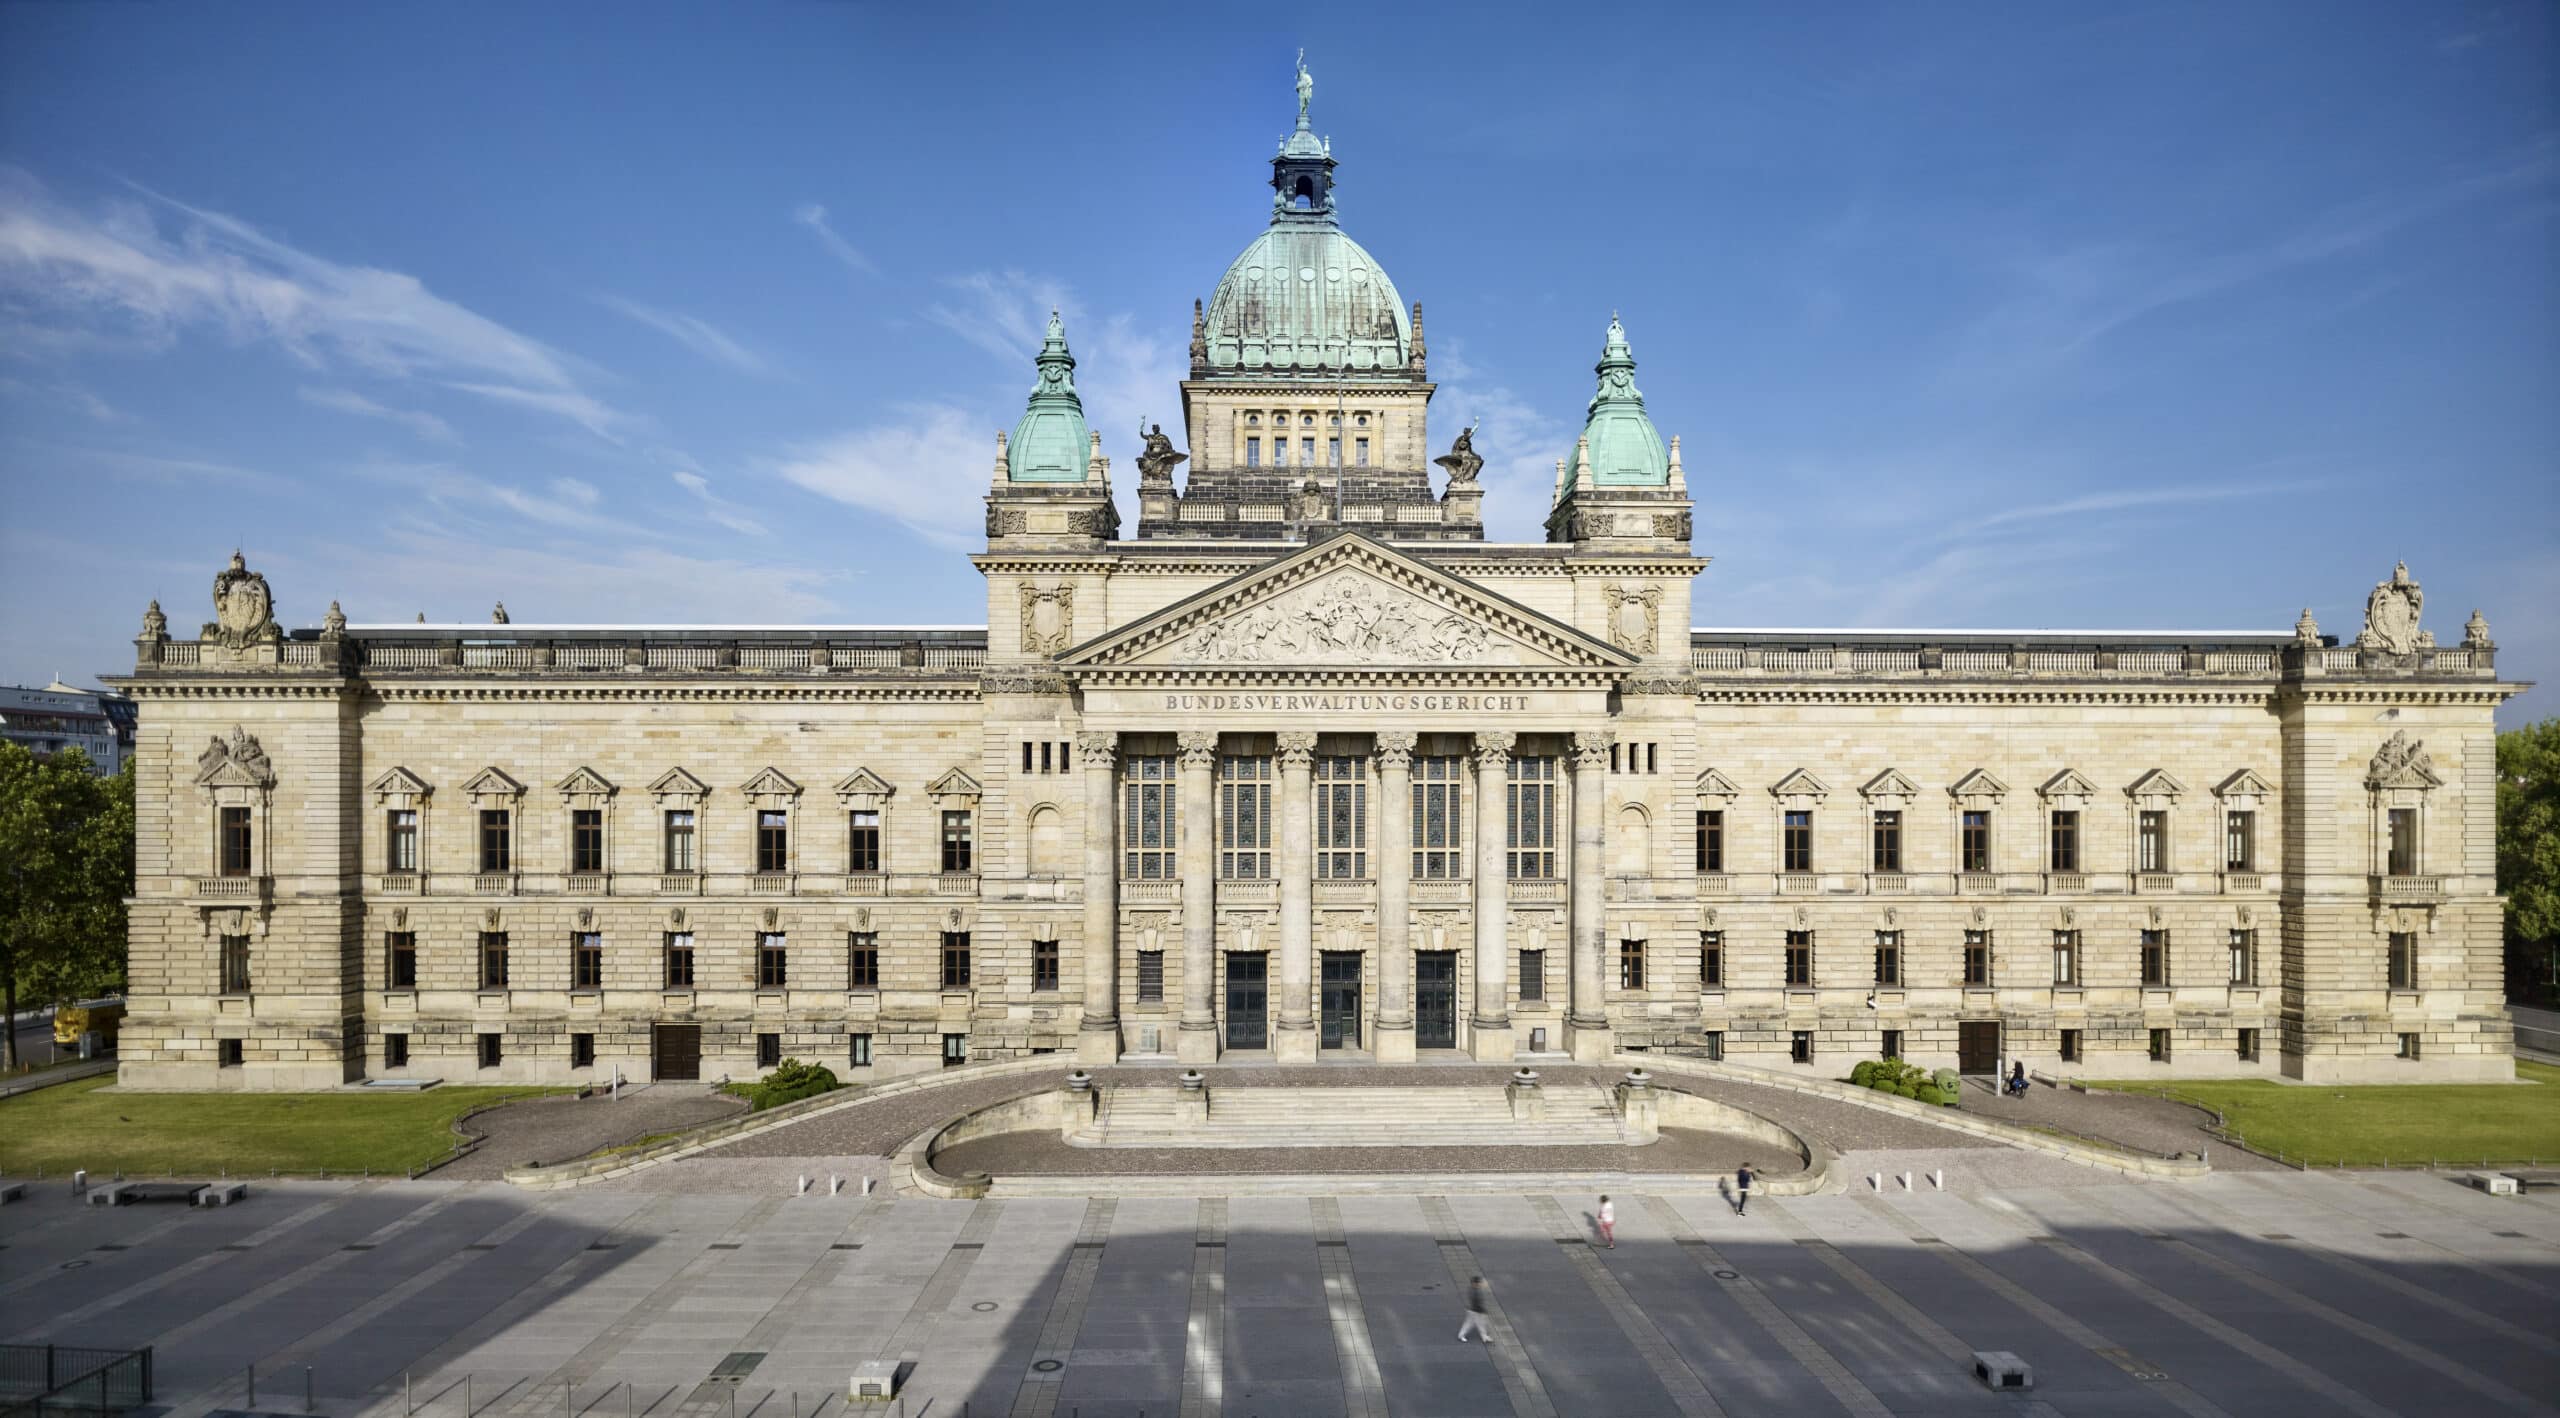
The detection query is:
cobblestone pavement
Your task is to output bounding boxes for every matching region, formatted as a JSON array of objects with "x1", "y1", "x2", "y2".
[
  {"x1": 932, "y1": 1124, "x2": 1806, "y2": 1178},
  {"x1": 1957, "y1": 1076, "x2": 2288, "y2": 1172},
  {"x1": 9, "y1": 1170, "x2": 2553, "y2": 1418},
  {"x1": 428, "y1": 1084, "x2": 746, "y2": 1179}
]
